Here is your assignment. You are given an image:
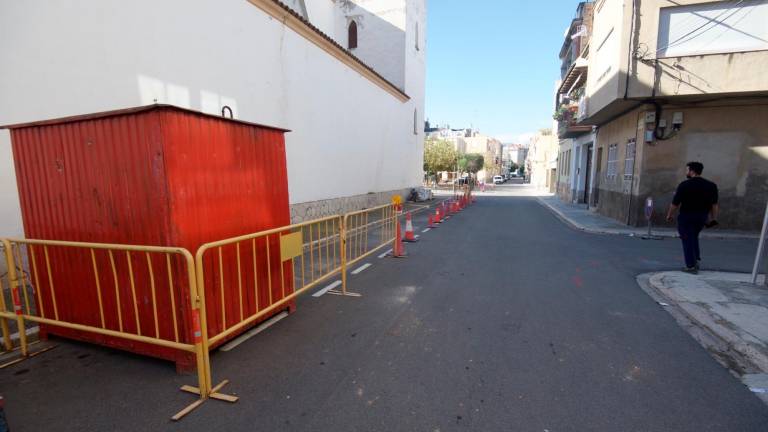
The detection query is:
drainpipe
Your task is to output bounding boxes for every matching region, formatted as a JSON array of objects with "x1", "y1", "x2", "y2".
[
  {"x1": 588, "y1": 127, "x2": 598, "y2": 209},
  {"x1": 625, "y1": 111, "x2": 644, "y2": 226}
]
